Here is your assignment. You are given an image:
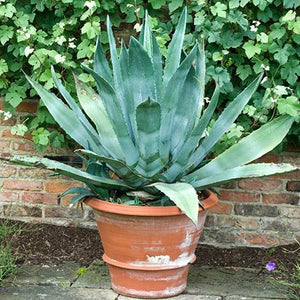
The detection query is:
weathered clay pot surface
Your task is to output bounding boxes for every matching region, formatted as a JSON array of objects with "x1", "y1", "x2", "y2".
[{"x1": 85, "y1": 190, "x2": 218, "y2": 299}]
